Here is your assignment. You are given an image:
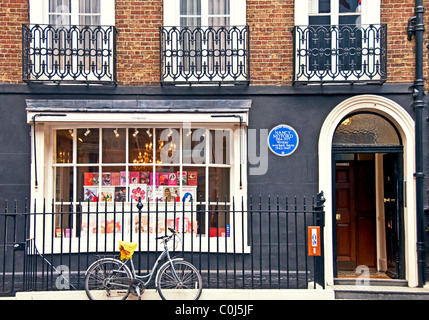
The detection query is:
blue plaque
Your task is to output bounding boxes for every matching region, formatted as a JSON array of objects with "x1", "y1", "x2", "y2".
[{"x1": 267, "y1": 125, "x2": 299, "y2": 156}]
